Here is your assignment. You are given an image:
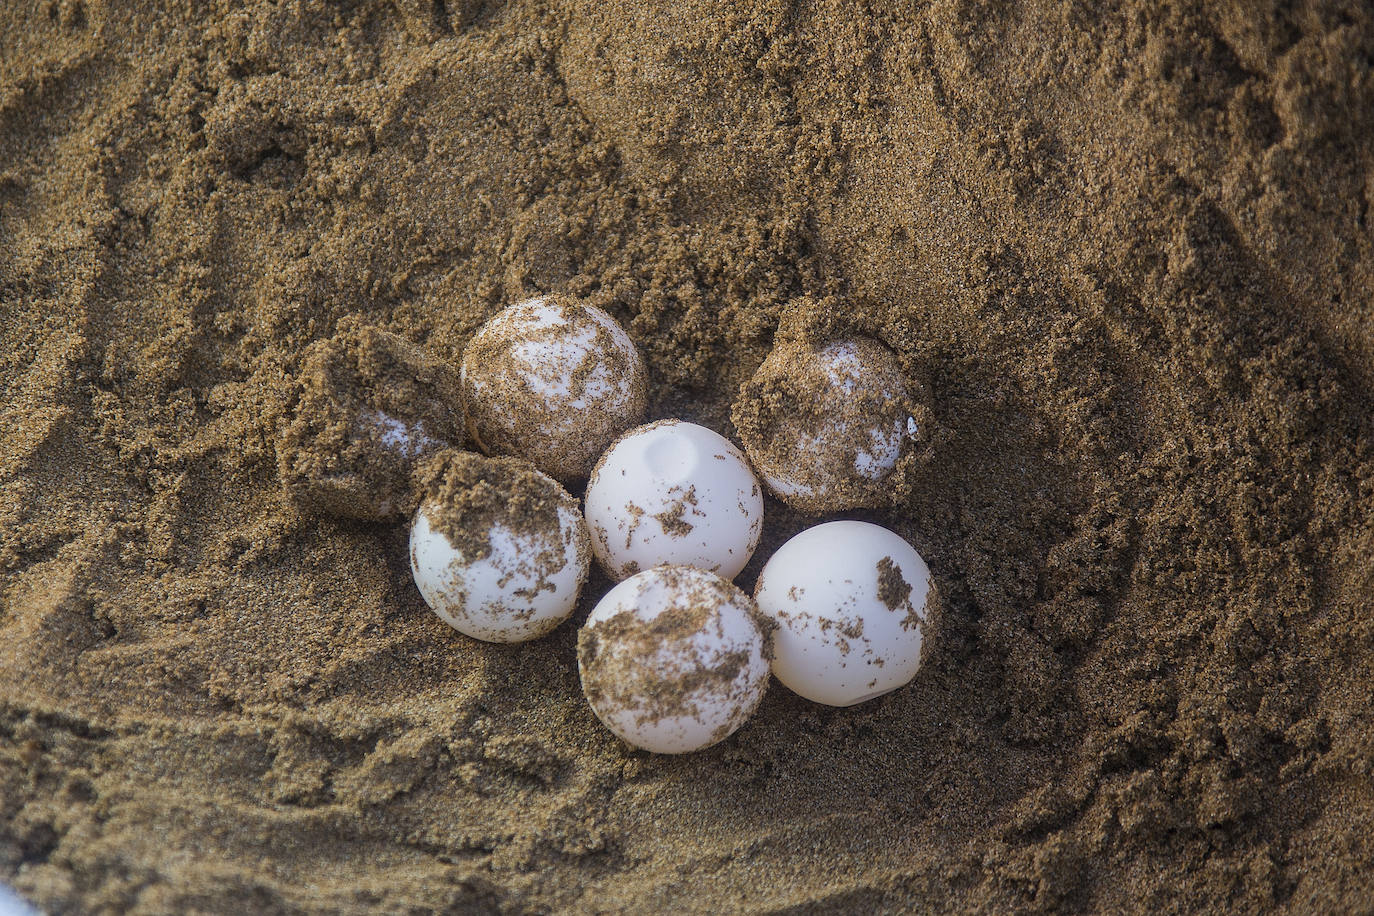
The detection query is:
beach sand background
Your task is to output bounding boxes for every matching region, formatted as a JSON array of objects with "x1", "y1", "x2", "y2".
[{"x1": 2, "y1": 0, "x2": 1372, "y2": 912}]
